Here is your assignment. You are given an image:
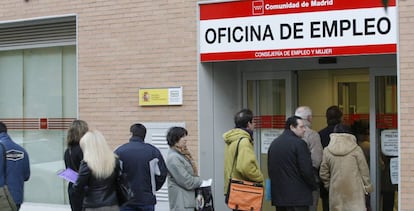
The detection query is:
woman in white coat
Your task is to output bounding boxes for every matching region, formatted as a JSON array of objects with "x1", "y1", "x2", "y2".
[
  {"x1": 166, "y1": 127, "x2": 203, "y2": 211},
  {"x1": 319, "y1": 123, "x2": 373, "y2": 211}
]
